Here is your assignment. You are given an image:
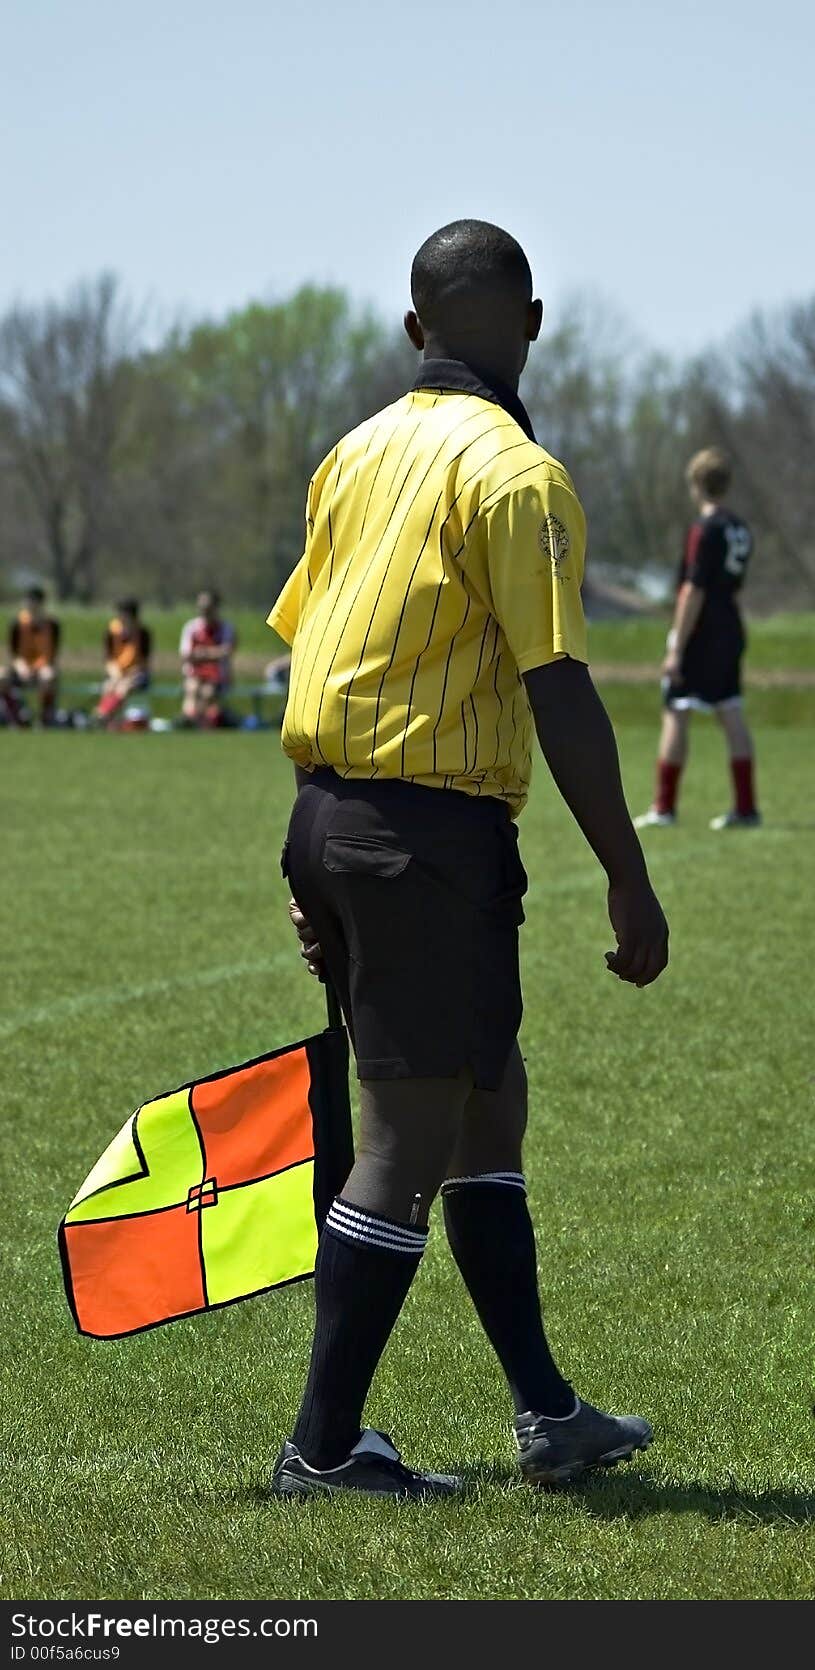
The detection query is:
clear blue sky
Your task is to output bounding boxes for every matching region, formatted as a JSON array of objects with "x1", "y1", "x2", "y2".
[{"x1": 3, "y1": 0, "x2": 812, "y2": 354}]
